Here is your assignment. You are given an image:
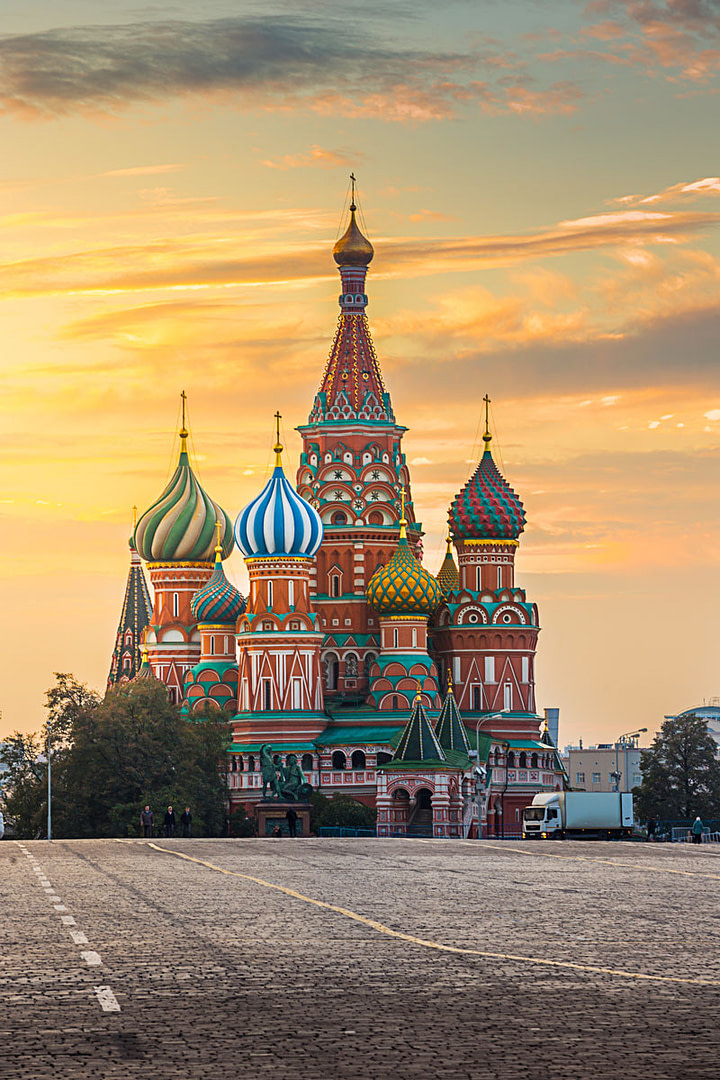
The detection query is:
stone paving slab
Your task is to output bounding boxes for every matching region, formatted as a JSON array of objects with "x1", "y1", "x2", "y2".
[{"x1": 1, "y1": 838, "x2": 719, "y2": 1078}]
